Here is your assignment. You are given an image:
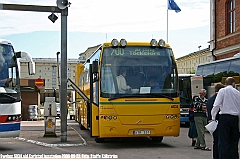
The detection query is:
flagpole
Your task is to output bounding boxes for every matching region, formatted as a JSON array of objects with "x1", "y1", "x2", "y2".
[
  {"x1": 167, "y1": 0, "x2": 181, "y2": 43},
  {"x1": 167, "y1": 0, "x2": 169, "y2": 43},
  {"x1": 167, "y1": 9, "x2": 169, "y2": 43}
]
